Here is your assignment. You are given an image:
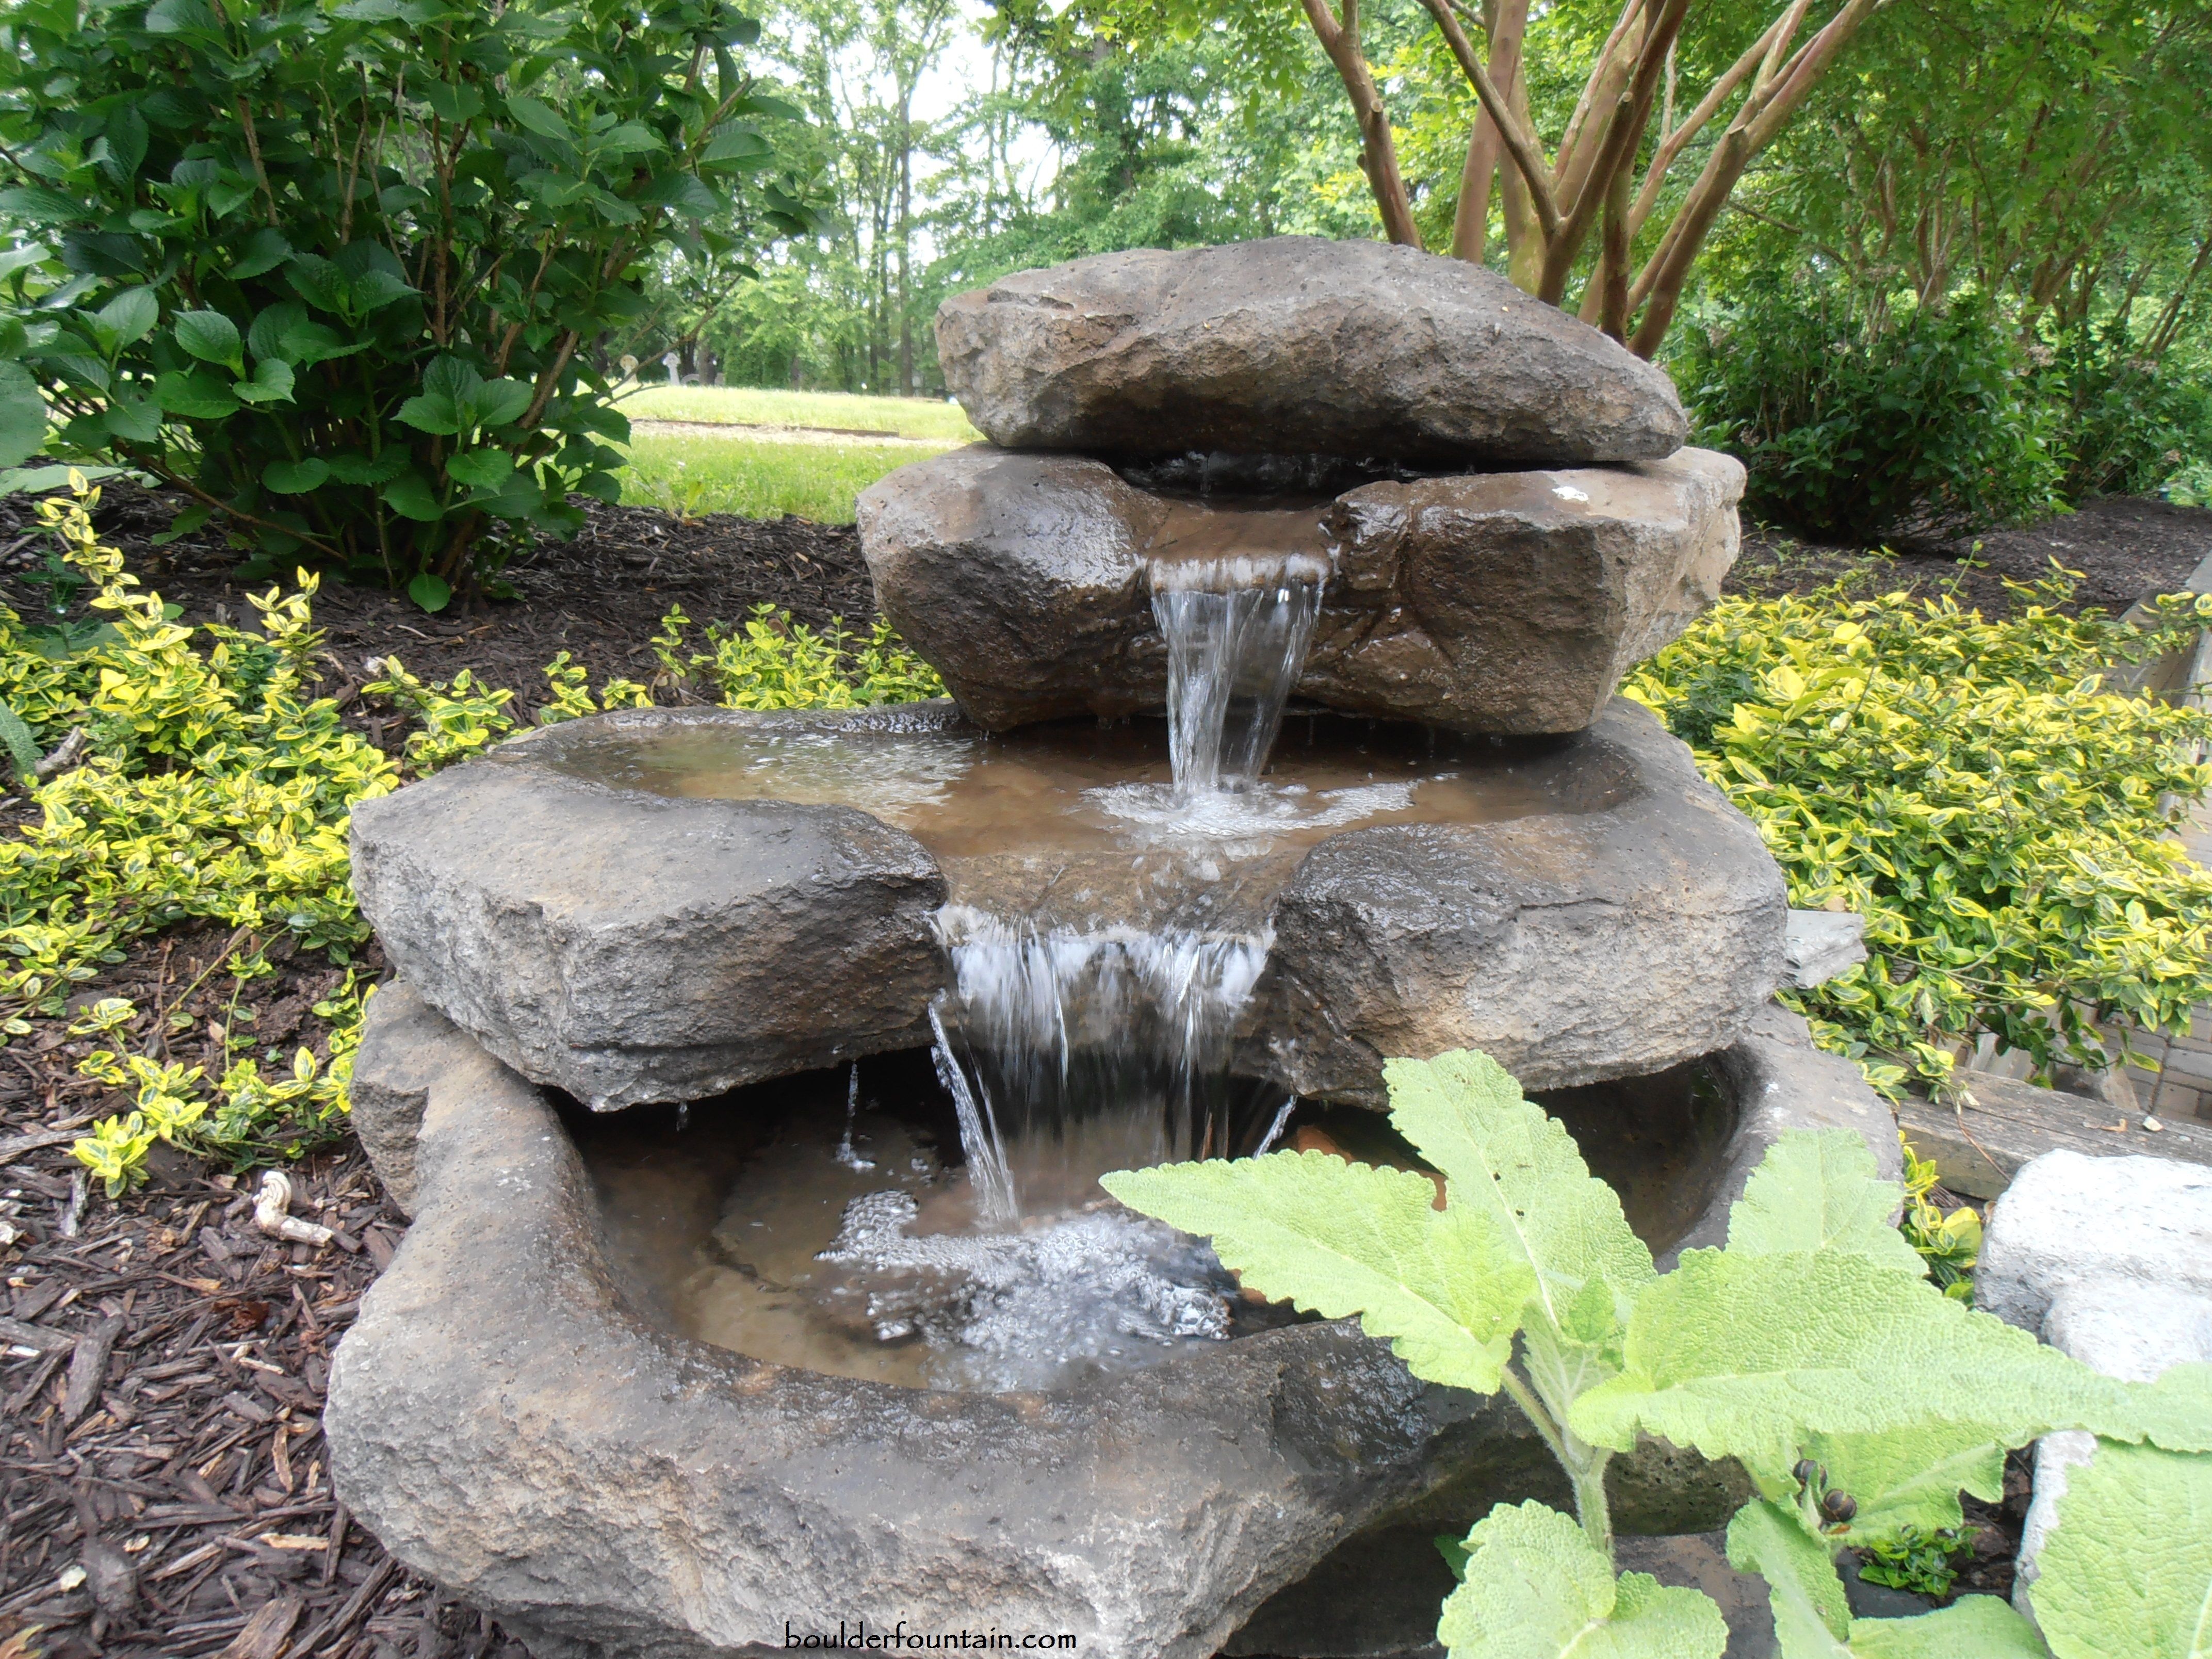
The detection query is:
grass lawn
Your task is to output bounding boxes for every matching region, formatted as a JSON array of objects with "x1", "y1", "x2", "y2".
[
  {"x1": 616, "y1": 431, "x2": 949, "y2": 523},
  {"x1": 619, "y1": 383, "x2": 982, "y2": 442}
]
